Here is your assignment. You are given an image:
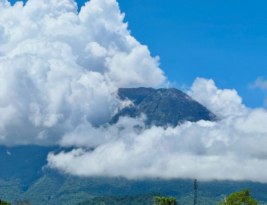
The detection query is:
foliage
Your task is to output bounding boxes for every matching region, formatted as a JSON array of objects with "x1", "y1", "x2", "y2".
[
  {"x1": 77, "y1": 193, "x2": 163, "y2": 205},
  {"x1": 218, "y1": 189, "x2": 258, "y2": 205},
  {"x1": 1, "y1": 199, "x2": 11, "y2": 205},
  {"x1": 154, "y1": 196, "x2": 178, "y2": 205}
]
